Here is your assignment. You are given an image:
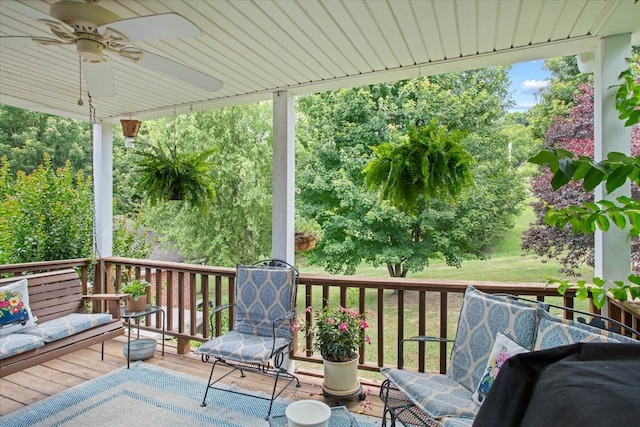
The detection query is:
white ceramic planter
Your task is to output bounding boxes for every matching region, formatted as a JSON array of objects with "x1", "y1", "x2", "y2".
[
  {"x1": 322, "y1": 356, "x2": 361, "y2": 397},
  {"x1": 285, "y1": 400, "x2": 331, "y2": 427}
]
